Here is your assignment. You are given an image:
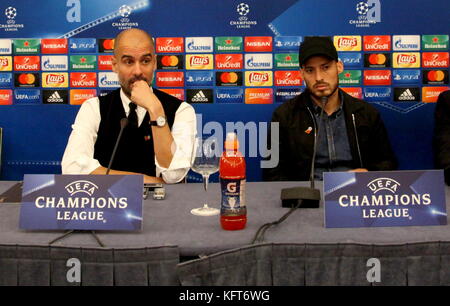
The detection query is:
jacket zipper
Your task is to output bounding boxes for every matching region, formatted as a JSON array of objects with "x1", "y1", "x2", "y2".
[{"x1": 352, "y1": 113, "x2": 364, "y2": 168}]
